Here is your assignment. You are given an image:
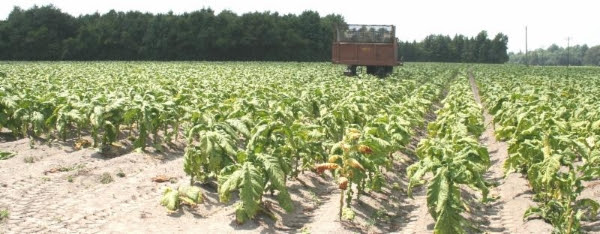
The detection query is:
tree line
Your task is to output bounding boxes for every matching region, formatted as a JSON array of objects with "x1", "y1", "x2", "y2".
[
  {"x1": 508, "y1": 44, "x2": 600, "y2": 66},
  {"x1": 0, "y1": 5, "x2": 344, "y2": 61},
  {"x1": 0, "y1": 5, "x2": 512, "y2": 63},
  {"x1": 398, "y1": 31, "x2": 509, "y2": 63}
]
